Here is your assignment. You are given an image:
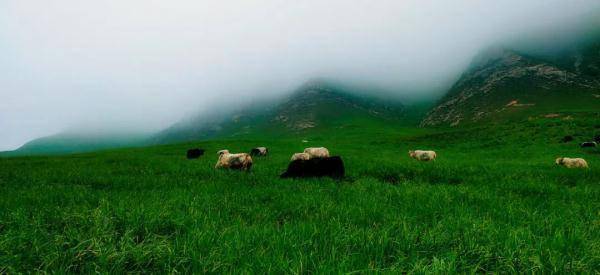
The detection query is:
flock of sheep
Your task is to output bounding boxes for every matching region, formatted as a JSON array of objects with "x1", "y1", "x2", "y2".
[
  {"x1": 212, "y1": 147, "x2": 345, "y2": 178},
  {"x1": 184, "y1": 138, "x2": 595, "y2": 179},
  {"x1": 186, "y1": 146, "x2": 439, "y2": 179}
]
